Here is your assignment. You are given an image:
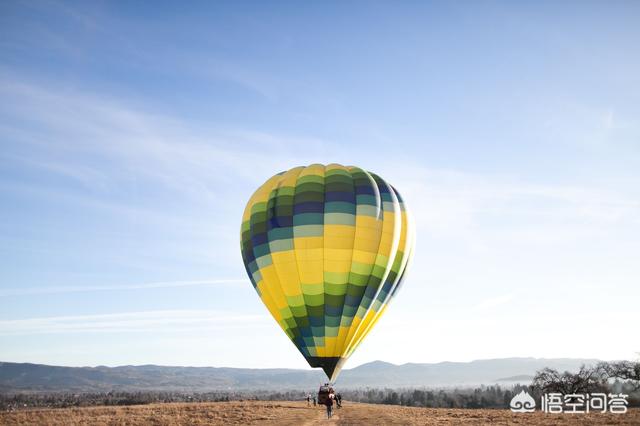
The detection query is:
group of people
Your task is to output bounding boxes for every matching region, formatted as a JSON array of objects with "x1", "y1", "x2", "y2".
[
  {"x1": 305, "y1": 393, "x2": 316, "y2": 406},
  {"x1": 306, "y1": 391, "x2": 342, "y2": 419}
]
